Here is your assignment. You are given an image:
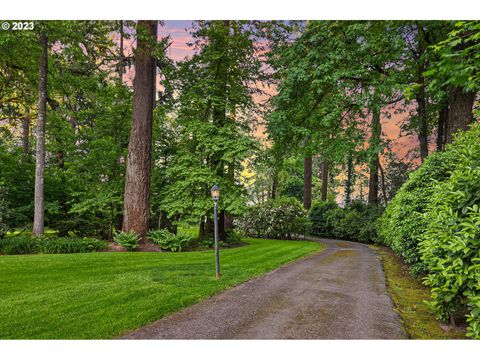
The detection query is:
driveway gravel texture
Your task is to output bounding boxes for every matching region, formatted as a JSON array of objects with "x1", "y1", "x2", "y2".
[{"x1": 122, "y1": 238, "x2": 406, "y2": 339}]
